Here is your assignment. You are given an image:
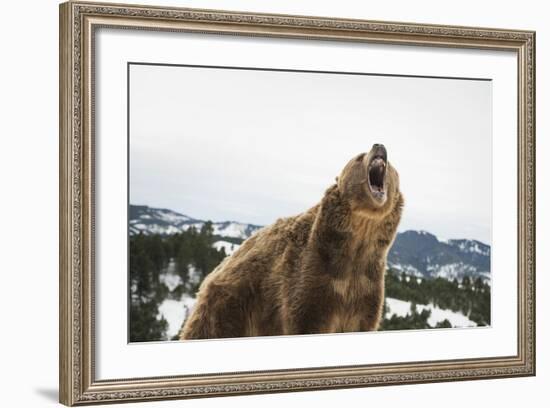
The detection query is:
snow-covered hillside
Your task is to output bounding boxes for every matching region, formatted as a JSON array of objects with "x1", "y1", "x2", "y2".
[
  {"x1": 385, "y1": 297, "x2": 477, "y2": 328},
  {"x1": 129, "y1": 204, "x2": 262, "y2": 239},
  {"x1": 388, "y1": 230, "x2": 491, "y2": 282}
]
